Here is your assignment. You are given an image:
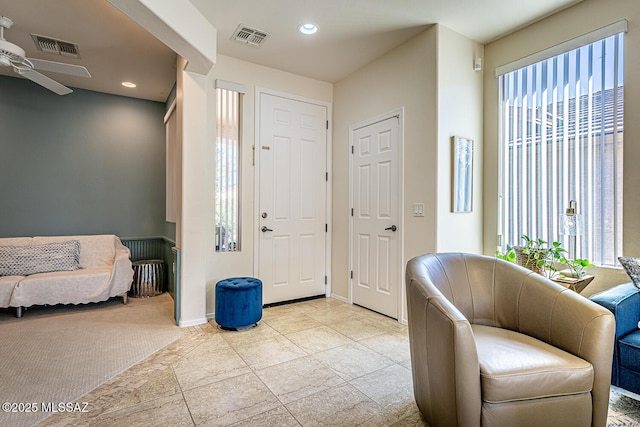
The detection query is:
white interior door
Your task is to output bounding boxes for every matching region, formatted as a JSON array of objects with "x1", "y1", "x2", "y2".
[
  {"x1": 351, "y1": 116, "x2": 400, "y2": 318},
  {"x1": 258, "y1": 93, "x2": 327, "y2": 305}
]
